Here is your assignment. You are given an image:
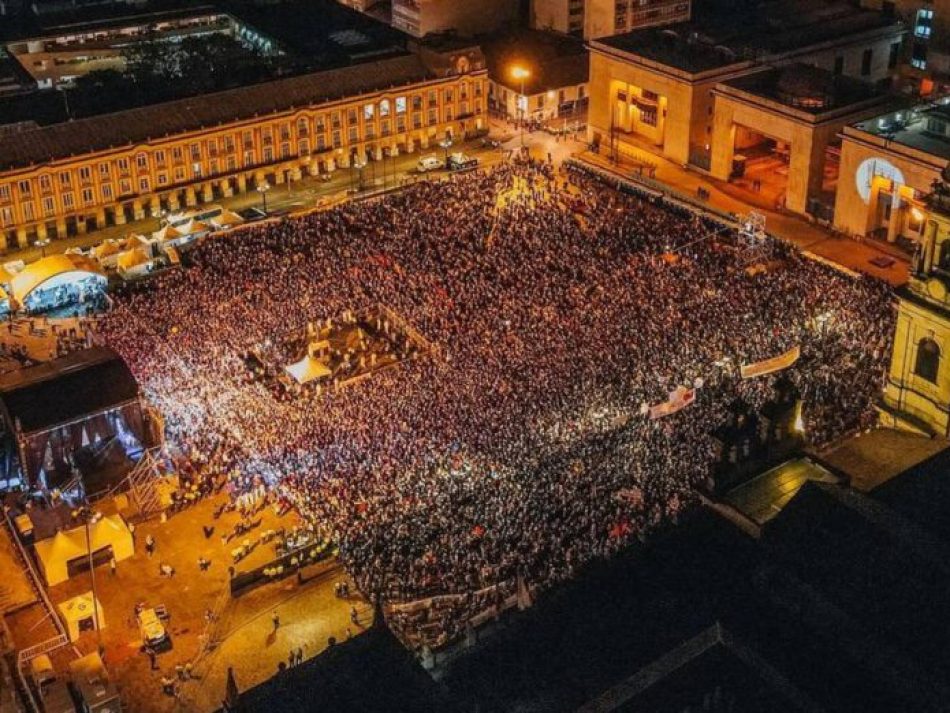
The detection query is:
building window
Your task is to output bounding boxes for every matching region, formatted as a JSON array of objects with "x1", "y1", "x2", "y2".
[
  {"x1": 641, "y1": 107, "x2": 658, "y2": 127},
  {"x1": 17, "y1": 180, "x2": 31, "y2": 196},
  {"x1": 39, "y1": 176, "x2": 52, "y2": 193},
  {"x1": 21, "y1": 202, "x2": 34, "y2": 222},
  {"x1": 139, "y1": 177, "x2": 150, "y2": 193},
  {"x1": 912, "y1": 41, "x2": 928, "y2": 69},
  {"x1": 79, "y1": 166, "x2": 92, "y2": 182},
  {"x1": 101, "y1": 184, "x2": 113, "y2": 200},
  {"x1": 42, "y1": 196, "x2": 55, "y2": 216},
  {"x1": 915, "y1": 8, "x2": 934, "y2": 38},
  {"x1": 59, "y1": 172, "x2": 72, "y2": 187},
  {"x1": 888, "y1": 42, "x2": 901, "y2": 69},
  {"x1": 62, "y1": 192, "x2": 74, "y2": 209},
  {"x1": 0, "y1": 207, "x2": 11, "y2": 226},
  {"x1": 380, "y1": 99, "x2": 391, "y2": 117},
  {"x1": 136, "y1": 153, "x2": 148, "y2": 170},
  {"x1": 82, "y1": 188, "x2": 94, "y2": 205},
  {"x1": 0, "y1": 185, "x2": 9, "y2": 202},
  {"x1": 396, "y1": 97, "x2": 407, "y2": 114},
  {"x1": 915, "y1": 338, "x2": 940, "y2": 383},
  {"x1": 861, "y1": 48, "x2": 873, "y2": 76}
]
